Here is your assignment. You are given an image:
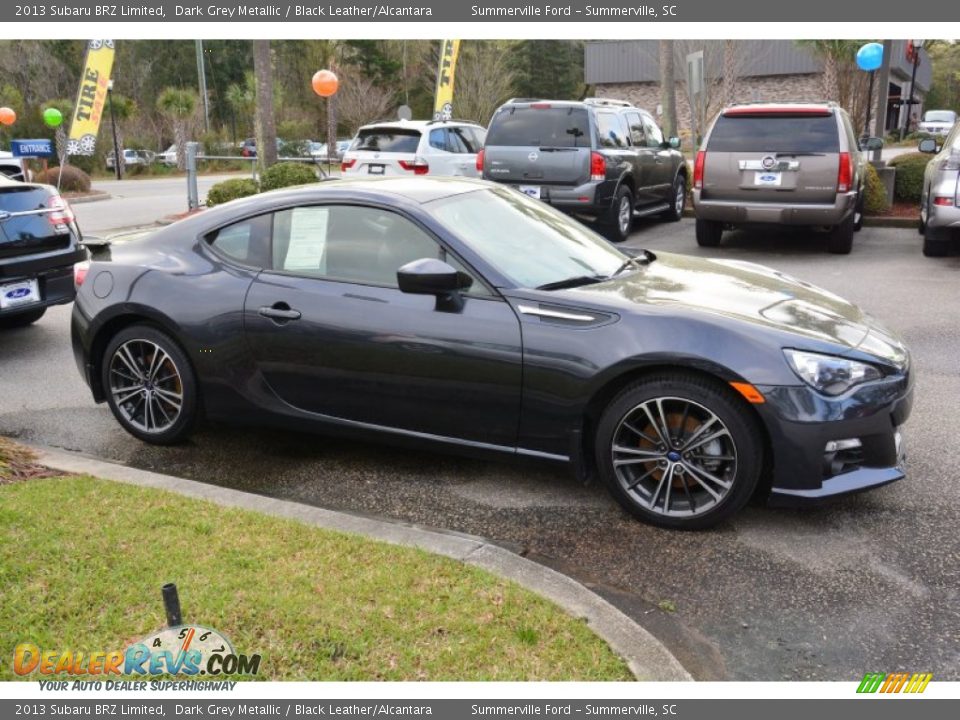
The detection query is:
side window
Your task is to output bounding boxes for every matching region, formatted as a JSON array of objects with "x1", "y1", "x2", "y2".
[
  {"x1": 272, "y1": 205, "x2": 440, "y2": 288},
  {"x1": 641, "y1": 115, "x2": 664, "y2": 148},
  {"x1": 449, "y1": 126, "x2": 482, "y2": 154},
  {"x1": 625, "y1": 112, "x2": 646, "y2": 146},
  {"x1": 445, "y1": 129, "x2": 470, "y2": 154},
  {"x1": 428, "y1": 128, "x2": 447, "y2": 151},
  {"x1": 597, "y1": 112, "x2": 628, "y2": 149},
  {"x1": 206, "y1": 214, "x2": 271, "y2": 268}
]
